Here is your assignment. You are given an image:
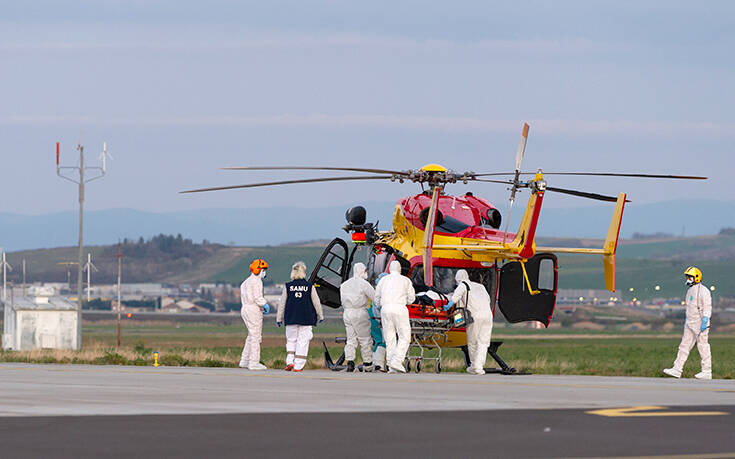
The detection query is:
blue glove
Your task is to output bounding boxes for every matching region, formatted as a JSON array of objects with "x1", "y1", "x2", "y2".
[
  {"x1": 263, "y1": 303, "x2": 271, "y2": 314},
  {"x1": 276, "y1": 321, "x2": 282, "y2": 327},
  {"x1": 319, "y1": 319, "x2": 324, "y2": 324},
  {"x1": 443, "y1": 301, "x2": 454, "y2": 311},
  {"x1": 701, "y1": 316, "x2": 709, "y2": 332}
]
